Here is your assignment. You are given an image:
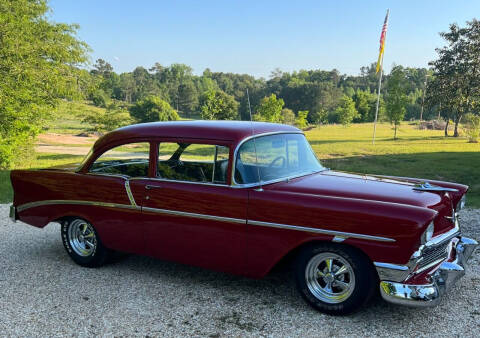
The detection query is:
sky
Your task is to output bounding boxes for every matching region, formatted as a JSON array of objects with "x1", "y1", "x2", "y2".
[{"x1": 49, "y1": 0, "x2": 480, "y2": 78}]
